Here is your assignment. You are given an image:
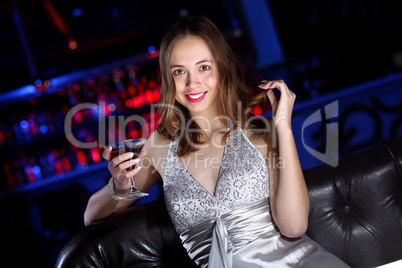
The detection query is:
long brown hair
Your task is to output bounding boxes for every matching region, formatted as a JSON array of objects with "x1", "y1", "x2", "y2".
[{"x1": 157, "y1": 16, "x2": 267, "y2": 157}]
